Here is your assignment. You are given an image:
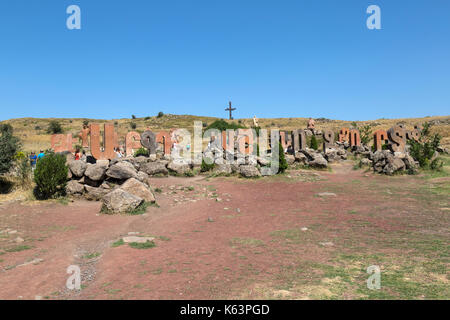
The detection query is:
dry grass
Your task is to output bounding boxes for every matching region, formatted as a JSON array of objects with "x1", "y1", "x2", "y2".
[{"x1": 1, "y1": 114, "x2": 449, "y2": 152}]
